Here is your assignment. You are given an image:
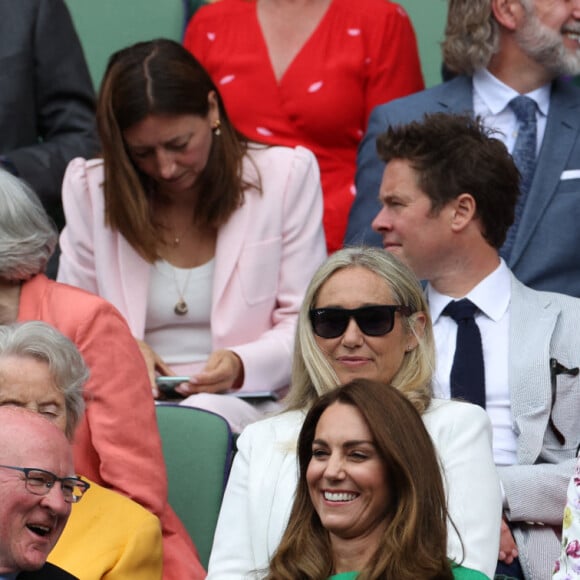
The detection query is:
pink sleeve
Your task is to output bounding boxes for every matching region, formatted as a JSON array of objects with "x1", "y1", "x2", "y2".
[
  {"x1": 57, "y1": 157, "x2": 100, "y2": 295},
  {"x1": 231, "y1": 147, "x2": 327, "y2": 390}
]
